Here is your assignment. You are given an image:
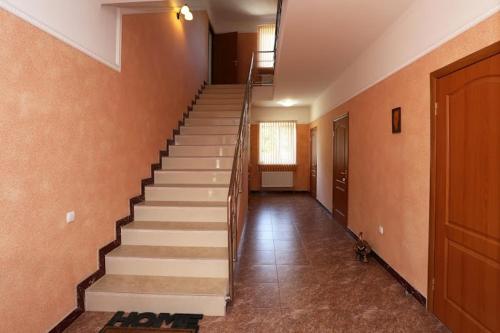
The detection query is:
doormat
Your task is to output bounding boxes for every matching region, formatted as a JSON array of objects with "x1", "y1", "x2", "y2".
[{"x1": 100, "y1": 311, "x2": 202, "y2": 333}]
